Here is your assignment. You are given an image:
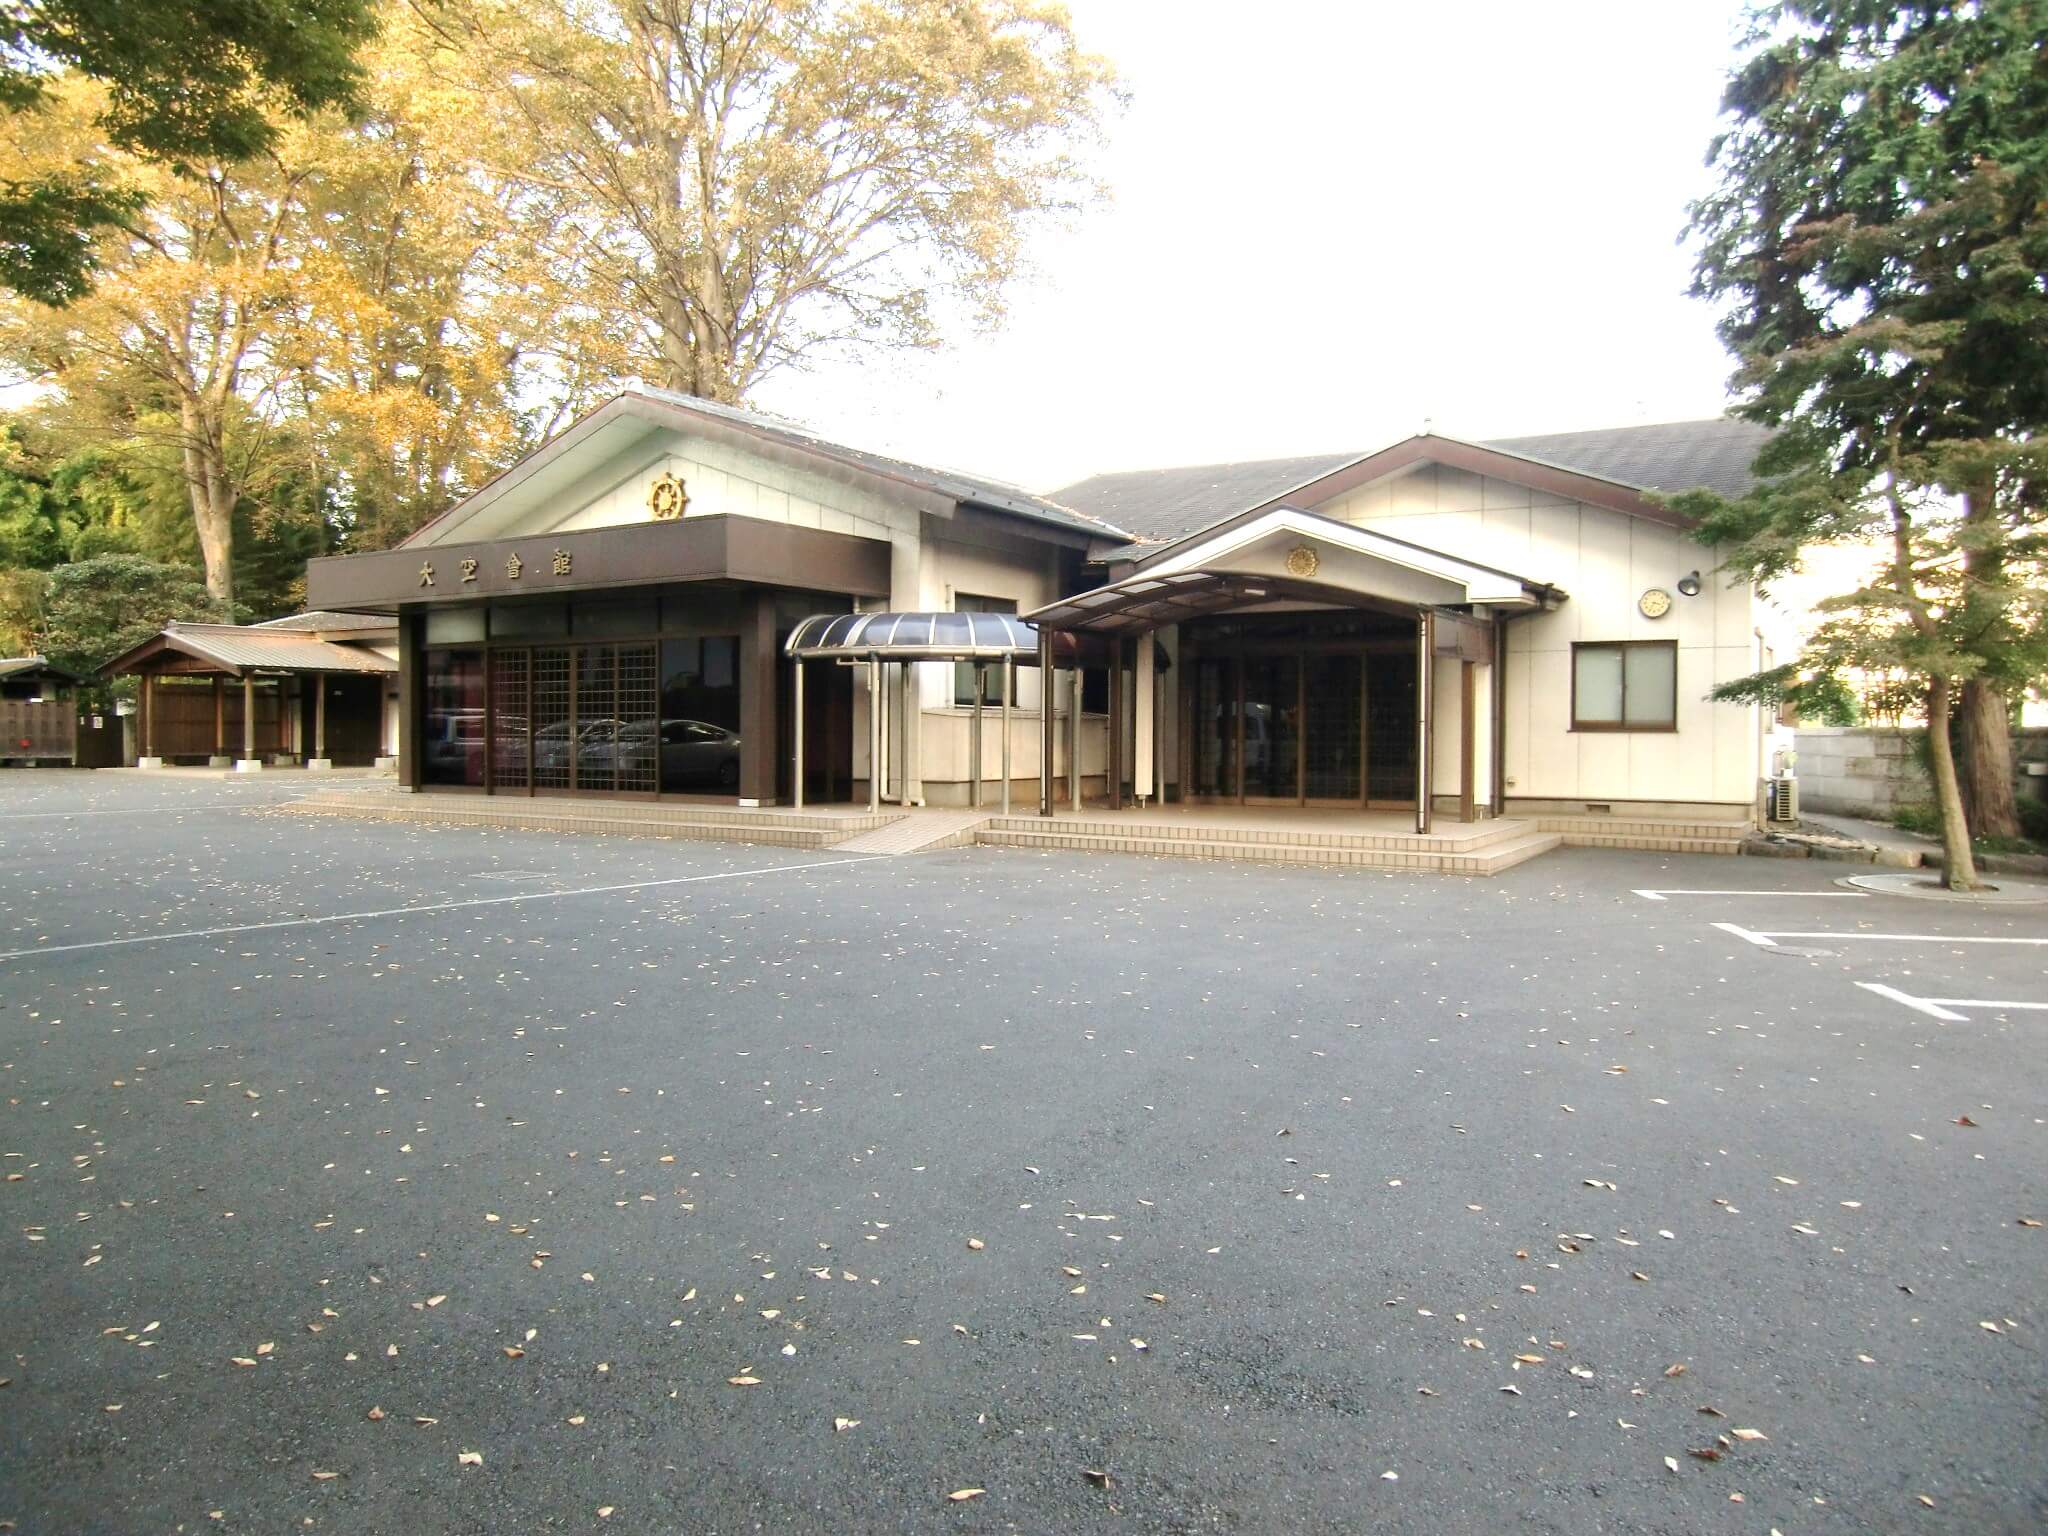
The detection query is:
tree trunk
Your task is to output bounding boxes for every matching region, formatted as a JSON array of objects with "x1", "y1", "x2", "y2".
[
  {"x1": 179, "y1": 398, "x2": 236, "y2": 609},
  {"x1": 1956, "y1": 676, "x2": 2020, "y2": 839},
  {"x1": 1925, "y1": 675, "x2": 1979, "y2": 891}
]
